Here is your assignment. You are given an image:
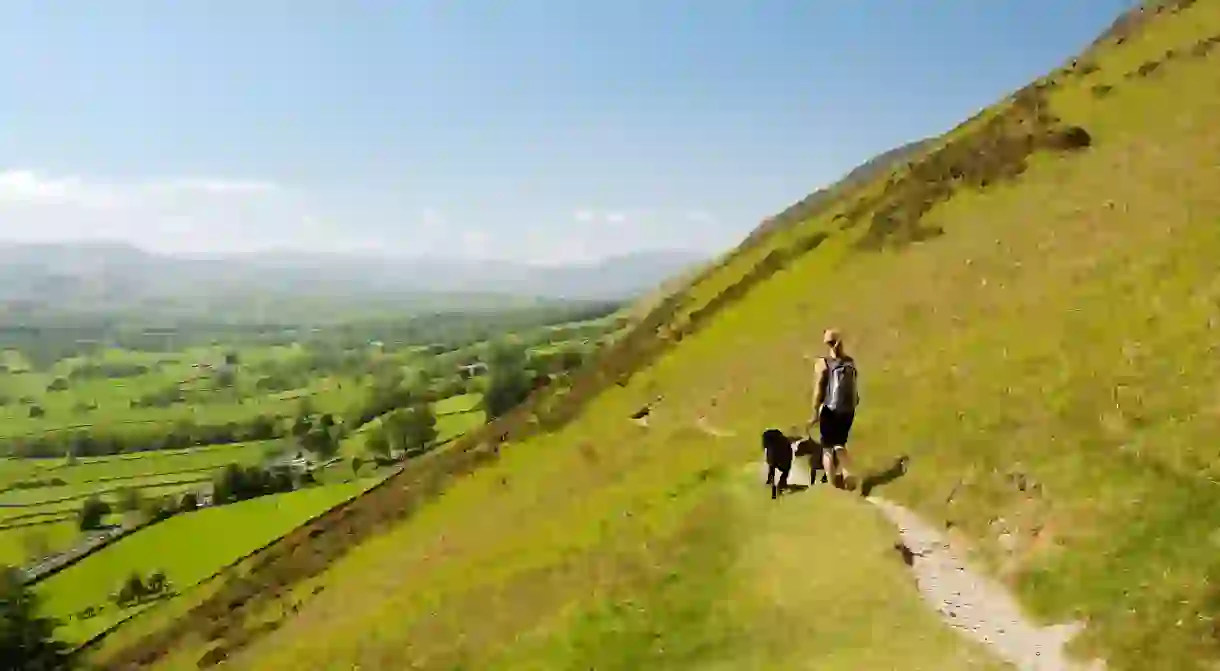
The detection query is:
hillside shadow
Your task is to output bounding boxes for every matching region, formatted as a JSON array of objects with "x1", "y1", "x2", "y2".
[{"x1": 860, "y1": 456, "x2": 911, "y2": 498}]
